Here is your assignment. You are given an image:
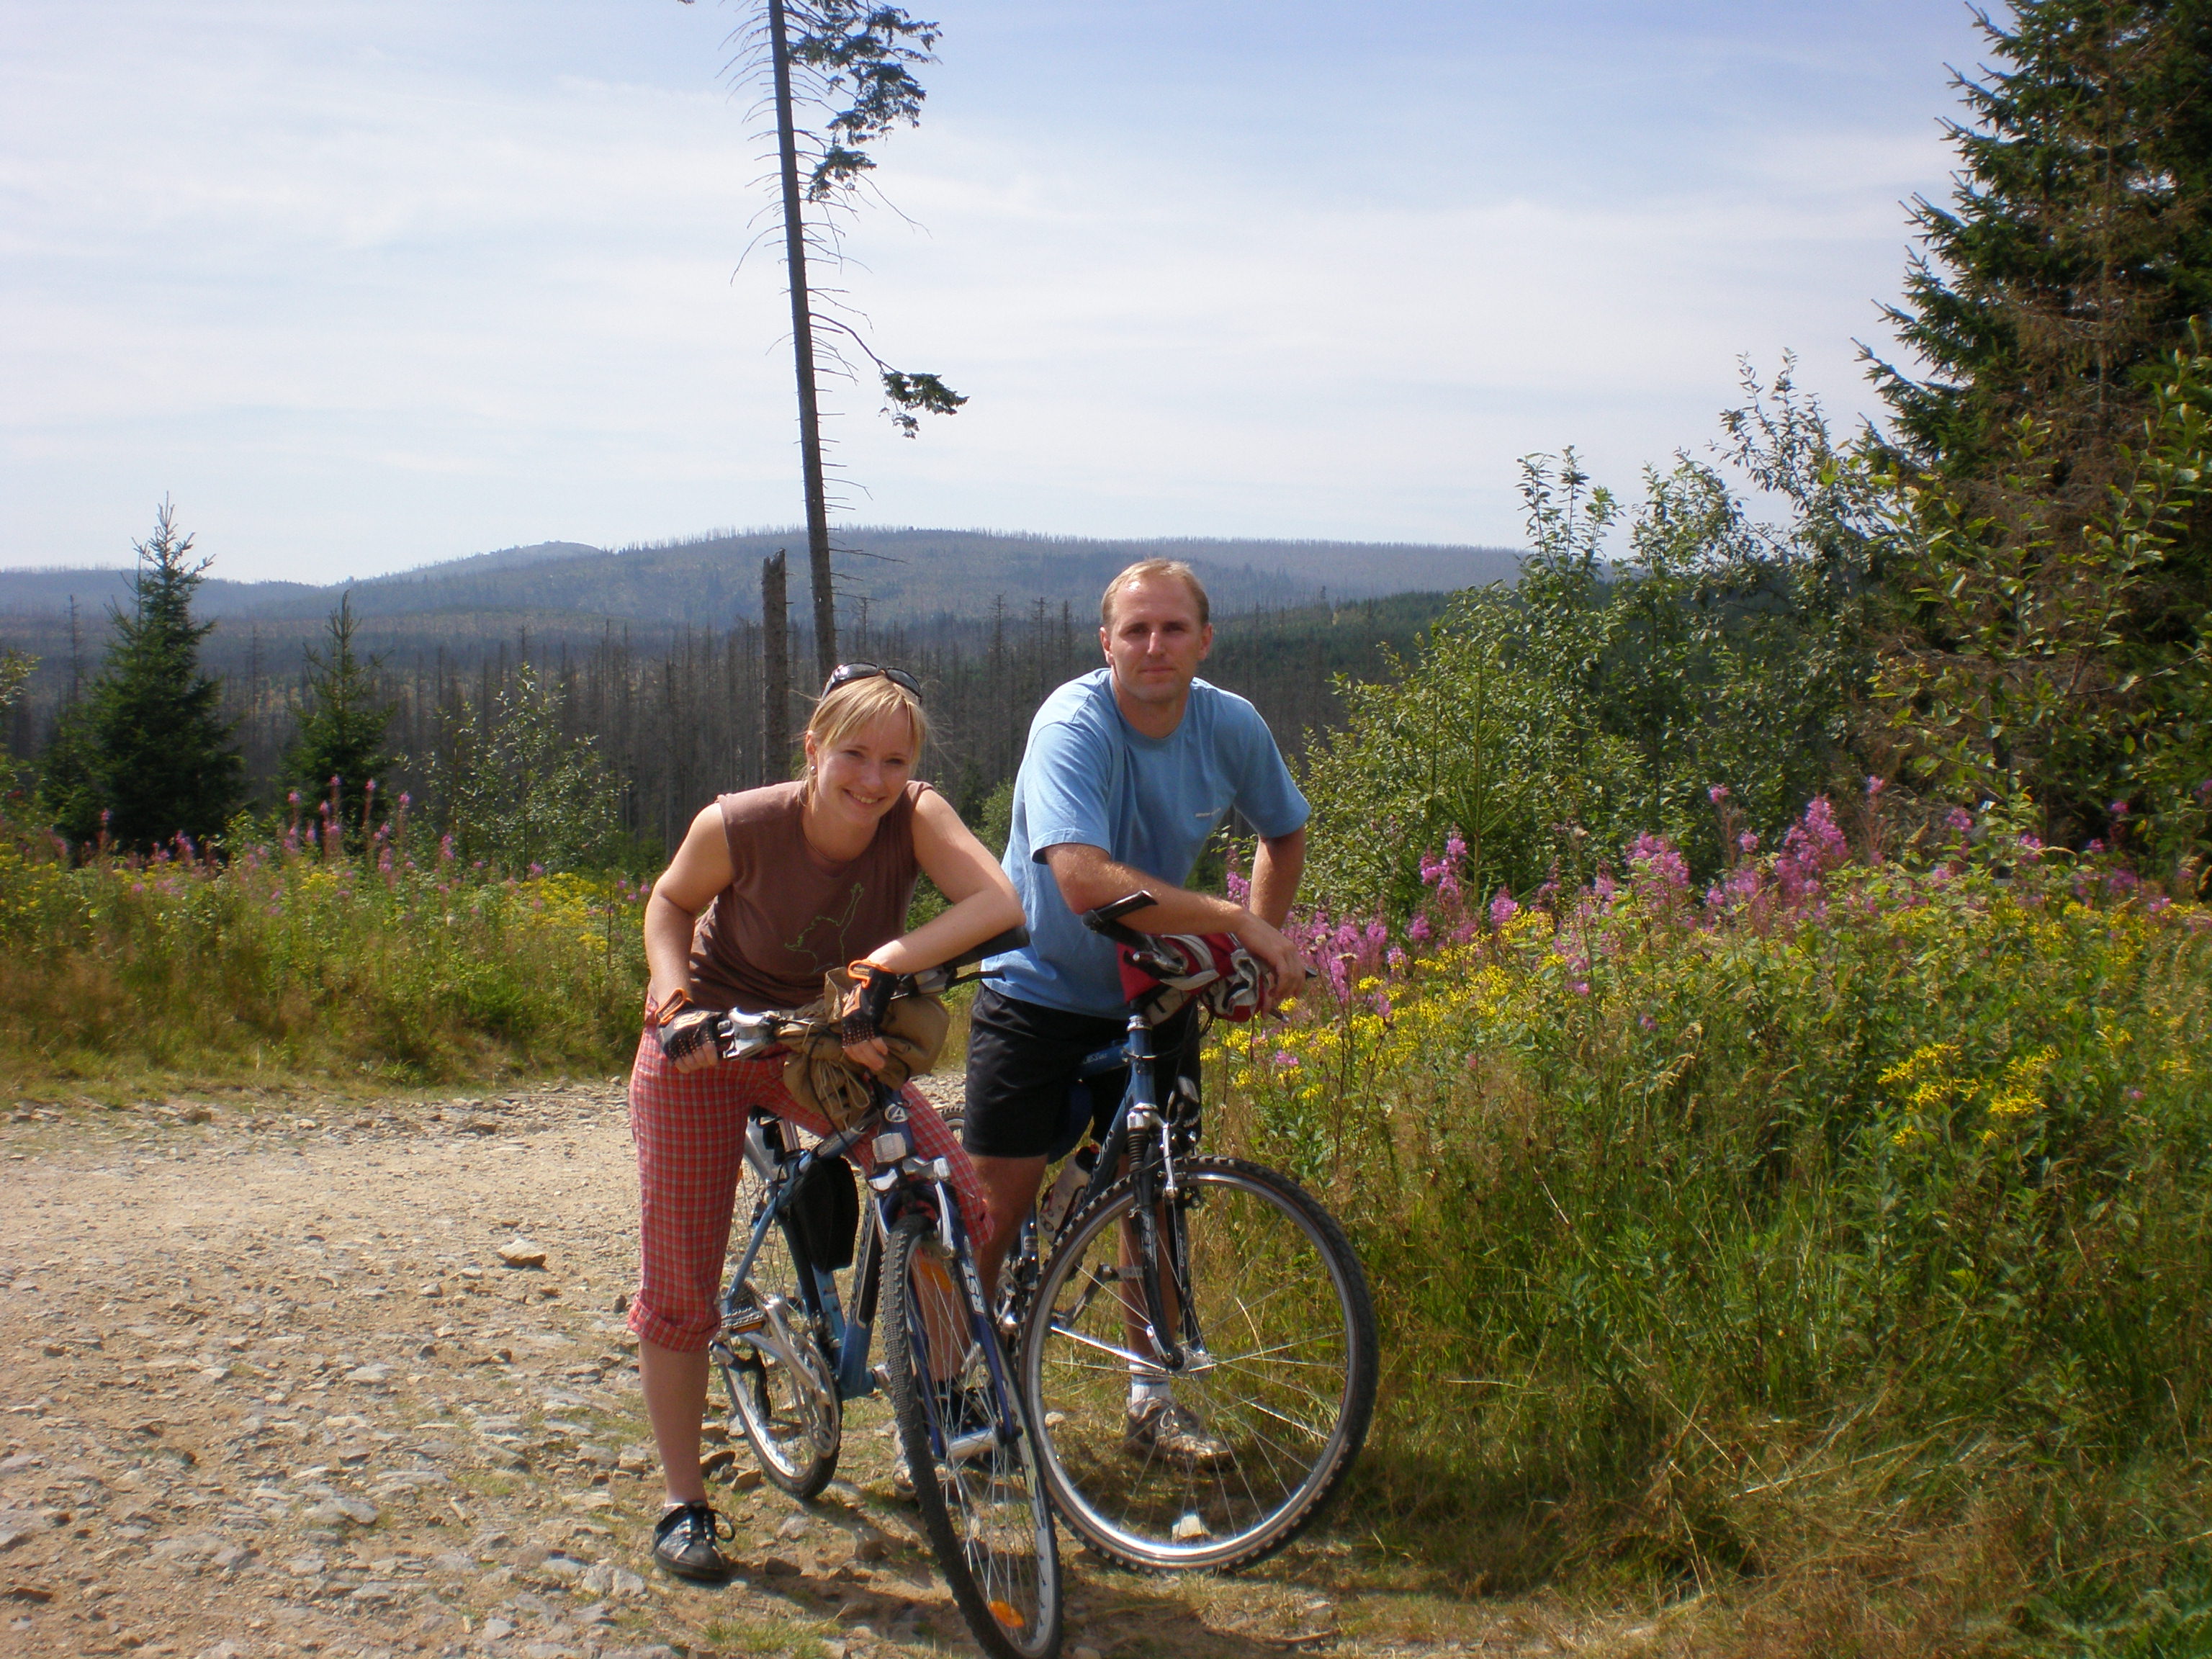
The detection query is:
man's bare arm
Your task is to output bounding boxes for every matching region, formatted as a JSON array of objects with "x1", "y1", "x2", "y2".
[{"x1": 1041, "y1": 841, "x2": 1307, "y2": 991}]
